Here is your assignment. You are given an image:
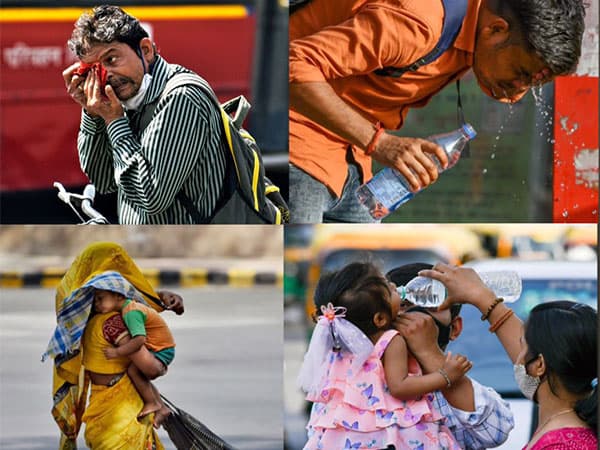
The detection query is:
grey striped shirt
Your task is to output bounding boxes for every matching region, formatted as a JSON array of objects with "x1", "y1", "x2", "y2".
[{"x1": 78, "y1": 55, "x2": 226, "y2": 224}]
